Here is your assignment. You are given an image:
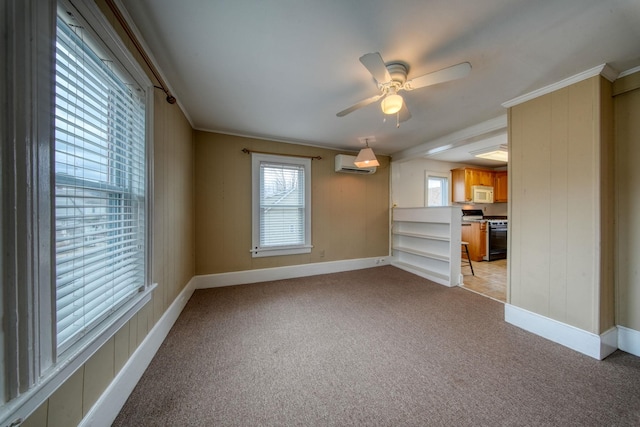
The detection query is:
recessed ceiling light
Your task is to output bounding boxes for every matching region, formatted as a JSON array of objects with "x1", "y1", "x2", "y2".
[{"x1": 471, "y1": 144, "x2": 508, "y2": 162}]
